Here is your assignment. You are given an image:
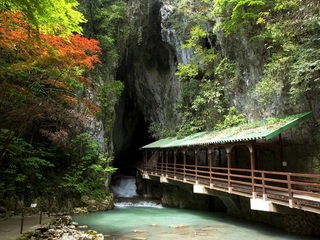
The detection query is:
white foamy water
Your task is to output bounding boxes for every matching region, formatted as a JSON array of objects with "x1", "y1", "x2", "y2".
[
  {"x1": 111, "y1": 176, "x2": 138, "y2": 198},
  {"x1": 115, "y1": 201, "x2": 163, "y2": 208}
]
